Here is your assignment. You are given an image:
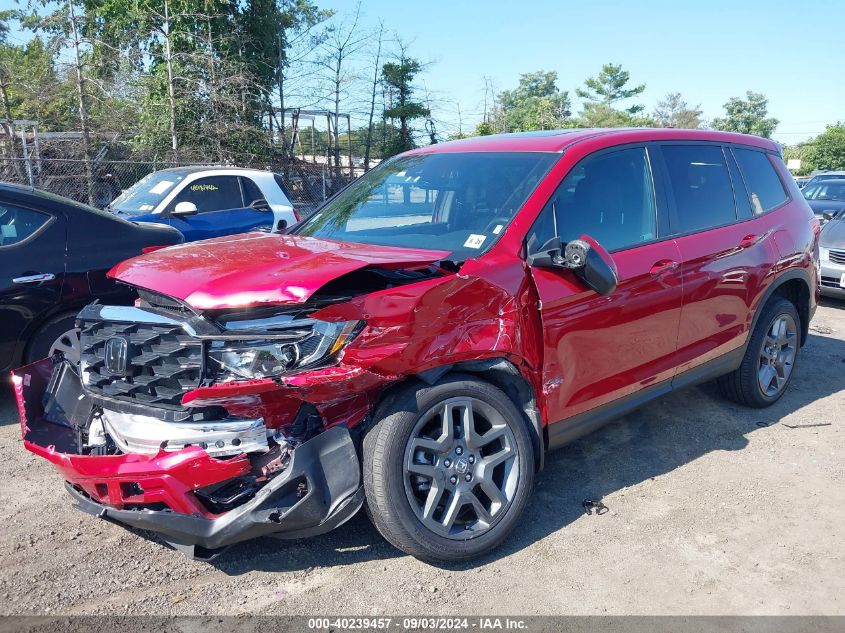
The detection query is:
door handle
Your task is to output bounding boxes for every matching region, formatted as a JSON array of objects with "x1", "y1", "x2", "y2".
[
  {"x1": 12, "y1": 273, "x2": 56, "y2": 285},
  {"x1": 739, "y1": 234, "x2": 759, "y2": 248},
  {"x1": 649, "y1": 260, "x2": 679, "y2": 276}
]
